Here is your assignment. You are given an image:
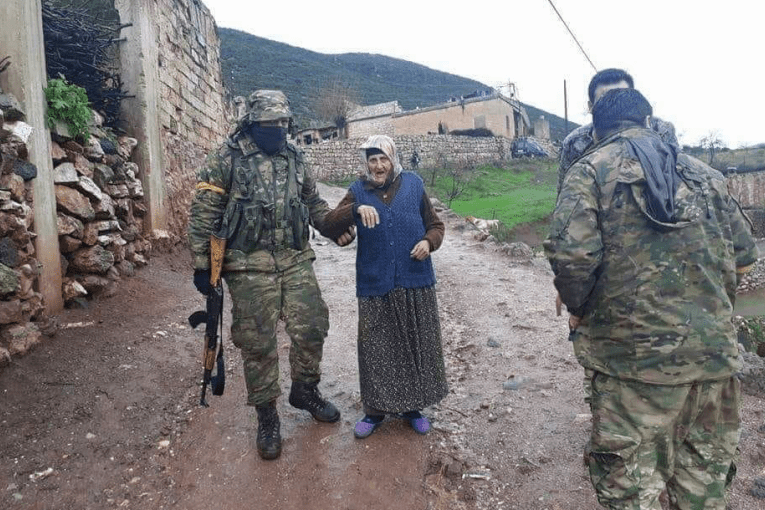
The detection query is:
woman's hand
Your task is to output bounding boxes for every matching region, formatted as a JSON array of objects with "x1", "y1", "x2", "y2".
[
  {"x1": 336, "y1": 226, "x2": 356, "y2": 246},
  {"x1": 410, "y1": 240, "x2": 430, "y2": 260},
  {"x1": 357, "y1": 205, "x2": 379, "y2": 228}
]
